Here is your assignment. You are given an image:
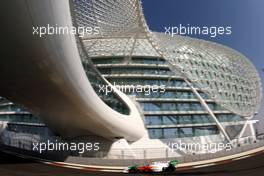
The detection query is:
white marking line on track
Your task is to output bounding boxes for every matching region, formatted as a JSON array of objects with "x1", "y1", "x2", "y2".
[
  {"x1": 193, "y1": 163, "x2": 216, "y2": 168},
  {"x1": 232, "y1": 155, "x2": 252, "y2": 161}
]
